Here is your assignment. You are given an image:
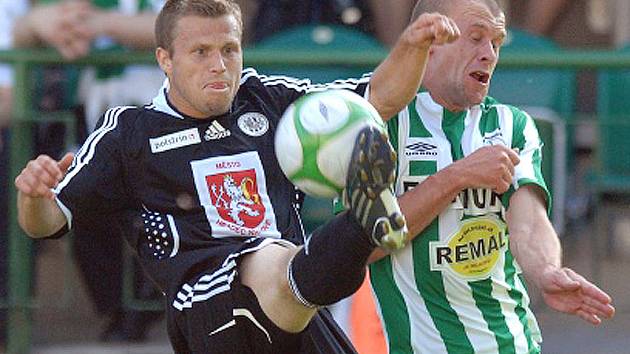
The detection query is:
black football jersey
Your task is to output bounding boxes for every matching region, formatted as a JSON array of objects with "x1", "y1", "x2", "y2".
[{"x1": 54, "y1": 68, "x2": 370, "y2": 296}]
